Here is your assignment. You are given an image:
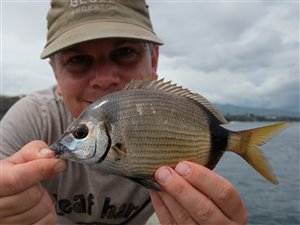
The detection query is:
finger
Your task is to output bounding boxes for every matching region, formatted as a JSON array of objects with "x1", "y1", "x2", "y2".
[
  {"x1": 149, "y1": 191, "x2": 177, "y2": 225},
  {"x1": 33, "y1": 207, "x2": 56, "y2": 225},
  {"x1": 157, "y1": 190, "x2": 197, "y2": 225},
  {"x1": 175, "y1": 161, "x2": 248, "y2": 224},
  {"x1": 2, "y1": 189, "x2": 54, "y2": 225},
  {"x1": 155, "y1": 166, "x2": 232, "y2": 224},
  {"x1": 6, "y1": 140, "x2": 55, "y2": 164},
  {"x1": 0, "y1": 184, "x2": 44, "y2": 217},
  {"x1": 1, "y1": 158, "x2": 66, "y2": 196}
]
